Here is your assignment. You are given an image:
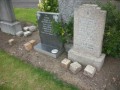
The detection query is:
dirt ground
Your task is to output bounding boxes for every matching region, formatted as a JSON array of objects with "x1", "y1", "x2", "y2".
[{"x1": 0, "y1": 27, "x2": 120, "y2": 90}]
